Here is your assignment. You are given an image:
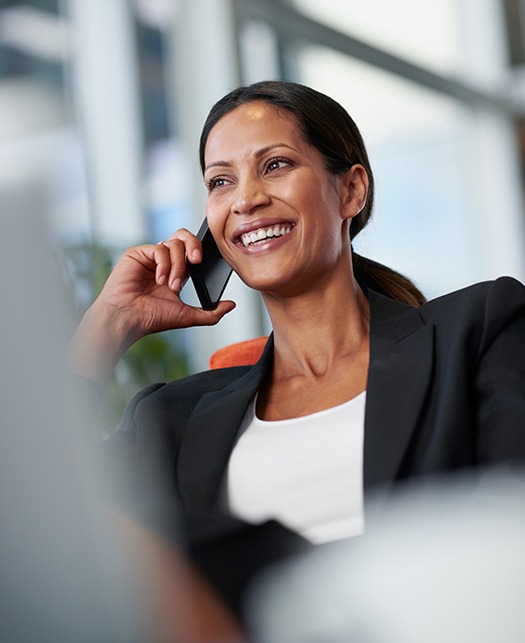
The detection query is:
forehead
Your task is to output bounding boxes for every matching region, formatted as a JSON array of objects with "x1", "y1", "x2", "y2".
[{"x1": 204, "y1": 101, "x2": 306, "y2": 165}]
